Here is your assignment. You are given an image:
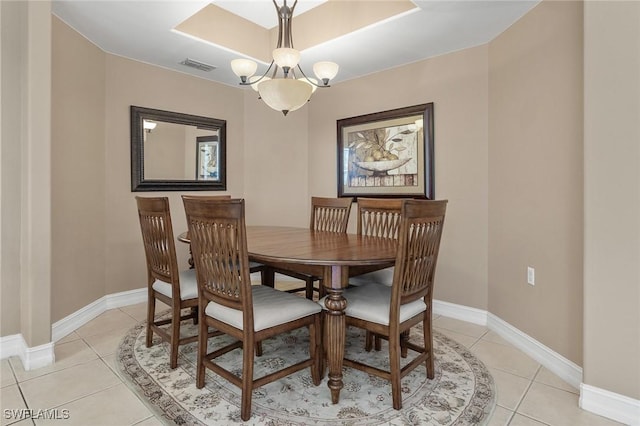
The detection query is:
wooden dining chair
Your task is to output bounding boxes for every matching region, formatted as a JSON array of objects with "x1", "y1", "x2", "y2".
[
  {"x1": 337, "y1": 199, "x2": 447, "y2": 410},
  {"x1": 136, "y1": 196, "x2": 220, "y2": 369},
  {"x1": 348, "y1": 197, "x2": 408, "y2": 284},
  {"x1": 271, "y1": 196, "x2": 352, "y2": 299},
  {"x1": 183, "y1": 197, "x2": 322, "y2": 421},
  {"x1": 349, "y1": 198, "x2": 409, "y2": 351},
  {"x1": 180, "y1": 195, "x2": 267, "y2": 282}
]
